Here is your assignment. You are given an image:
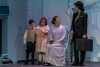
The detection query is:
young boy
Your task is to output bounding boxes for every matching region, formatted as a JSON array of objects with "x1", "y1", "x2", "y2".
[{"x1": 23, "y1": 19, "x2": 36, "y2": 65}]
